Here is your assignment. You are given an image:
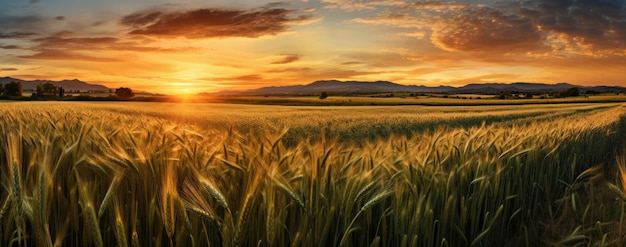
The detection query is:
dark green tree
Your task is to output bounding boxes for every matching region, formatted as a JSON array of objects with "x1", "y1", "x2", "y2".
[
  {"x1": 4, "y1": 81, "x2": 23, "y2": 97},
  {"x1": 319, "y1": 91, "x2": 328, "y2": 99},
  {"x1": 59, "y1": 87, "x2": 65, "y2": 98},
  {"x1": 36, "y1": 83, "x2": 44, "y2": 98},
  {"x1": 115, "y1": 87, "x2": 135, "y2": 99},
  {"x1": 559, "y1": 87, "x2": 580, "y2": 98},
  {"x1": 42, "y1": 82, "x2": 59, "y2": 96}
]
